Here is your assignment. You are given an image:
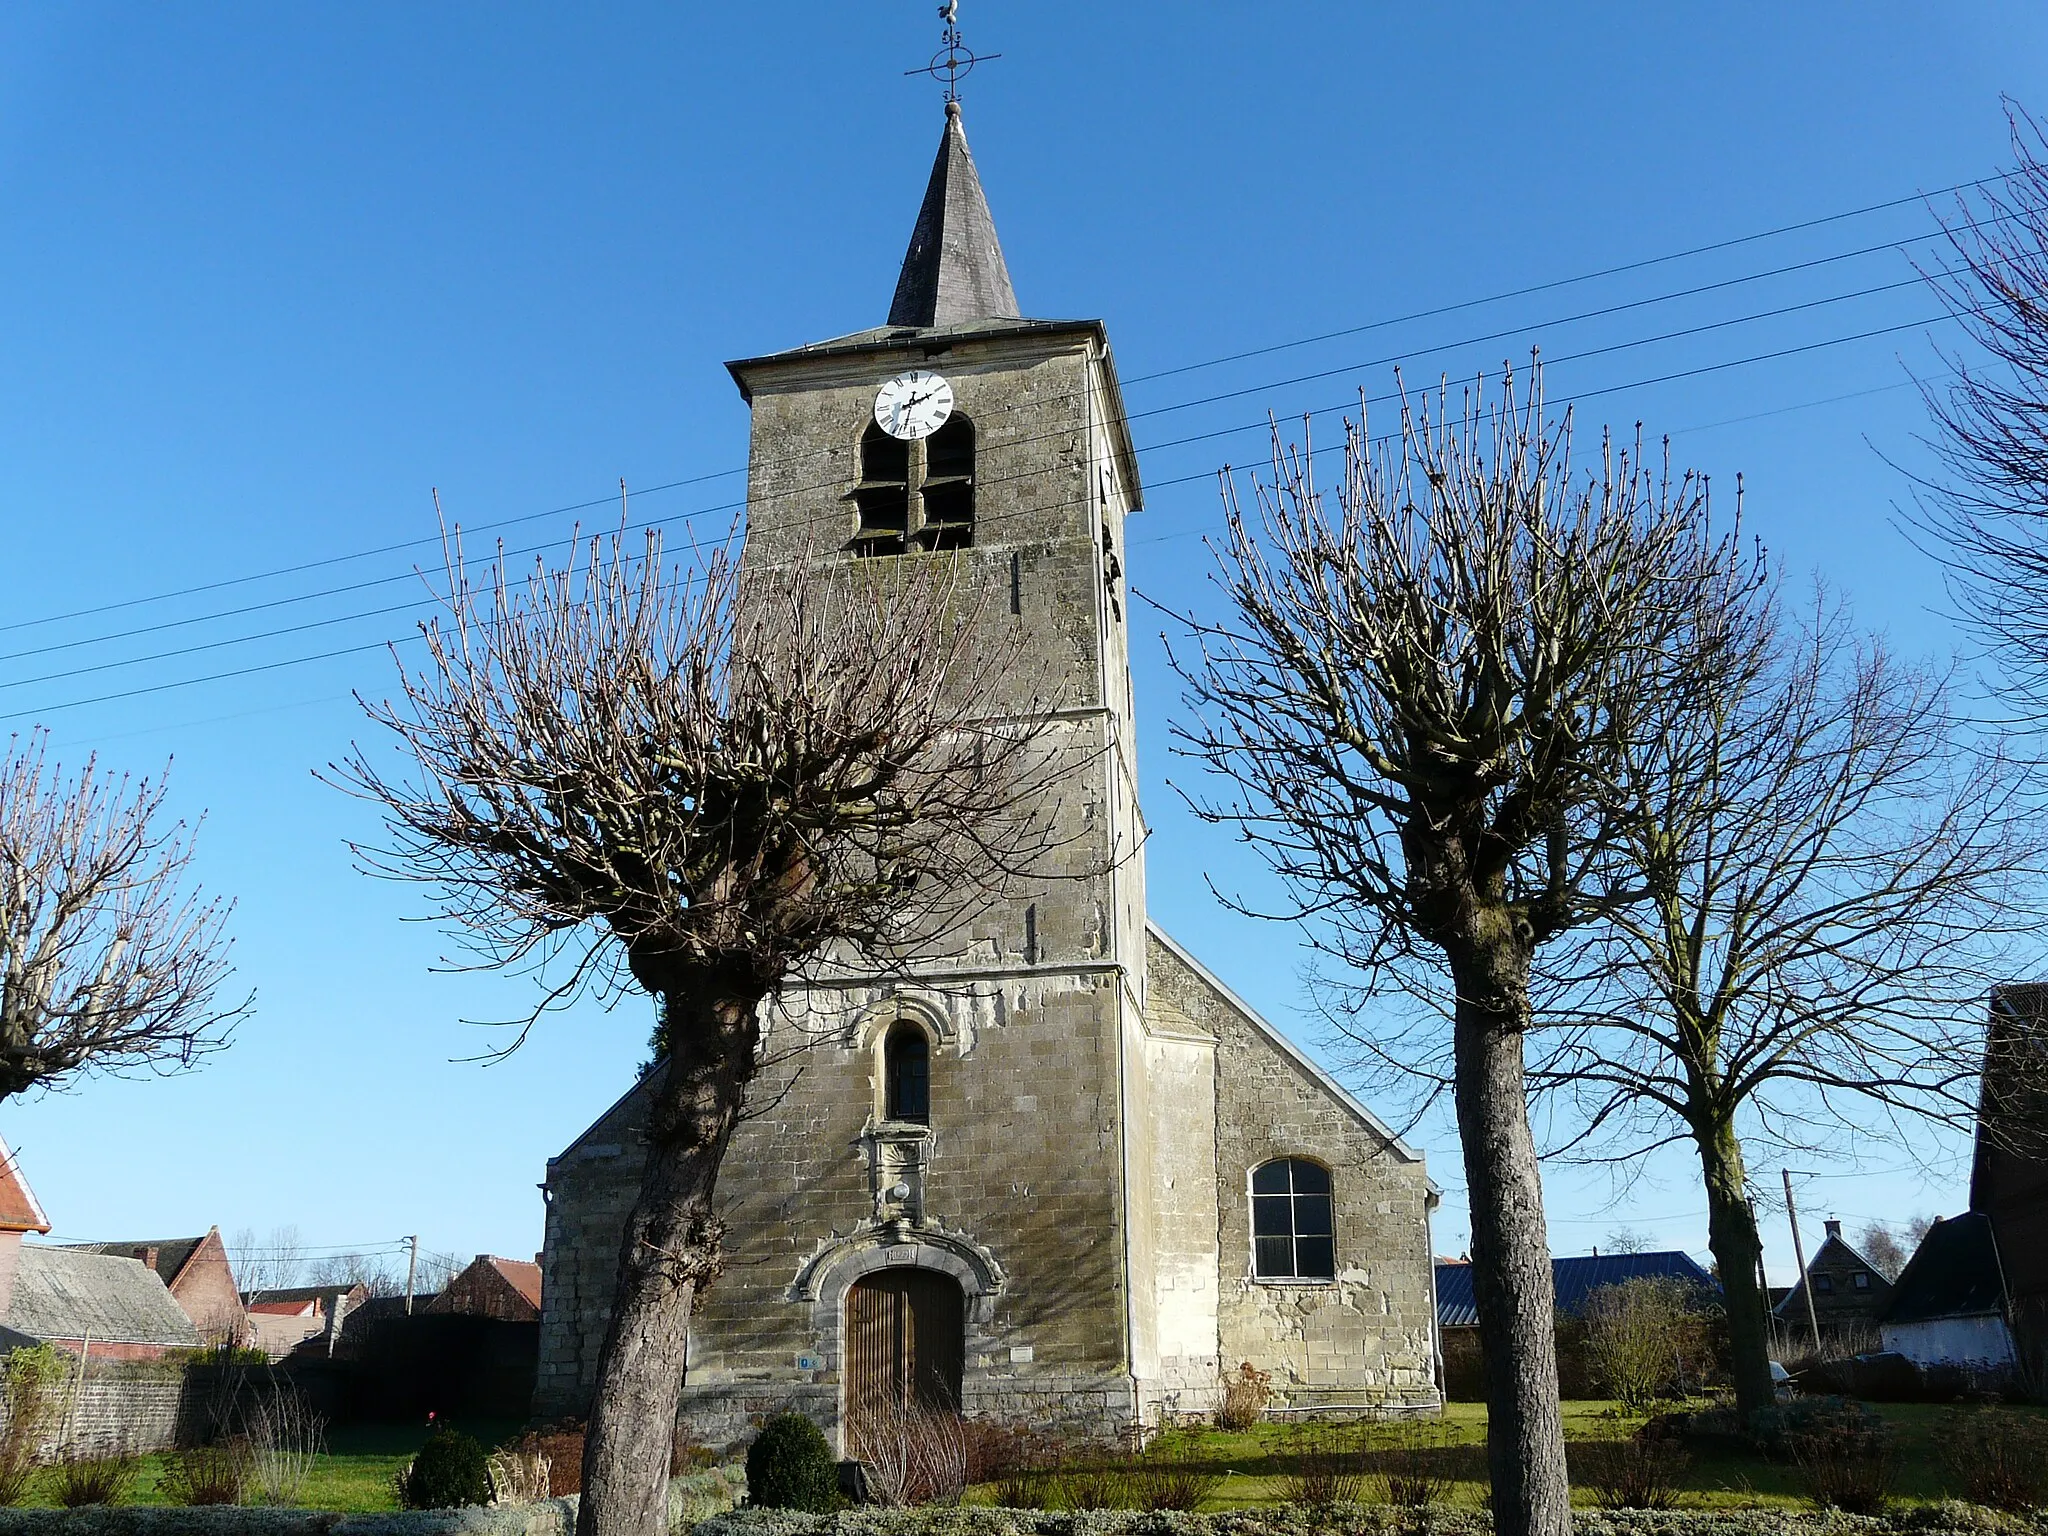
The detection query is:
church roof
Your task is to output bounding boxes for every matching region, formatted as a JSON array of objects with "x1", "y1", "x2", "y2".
[
  {"x1": 726, "y1": 316, "x2": 1106, "y2": 396},
  {"x1": 888, "y1": 101, "x2": 1019, "y2": 329}
]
